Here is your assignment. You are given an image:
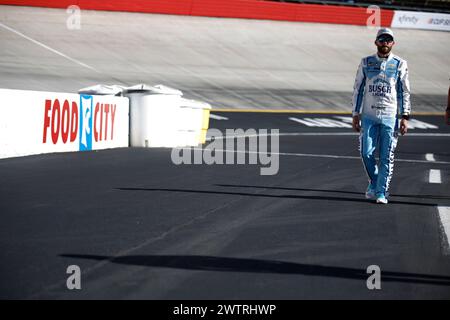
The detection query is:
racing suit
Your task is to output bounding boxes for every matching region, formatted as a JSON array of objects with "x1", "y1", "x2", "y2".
[{"x1": 352, "y1": 53, "x2": 411, "y2": 198}]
